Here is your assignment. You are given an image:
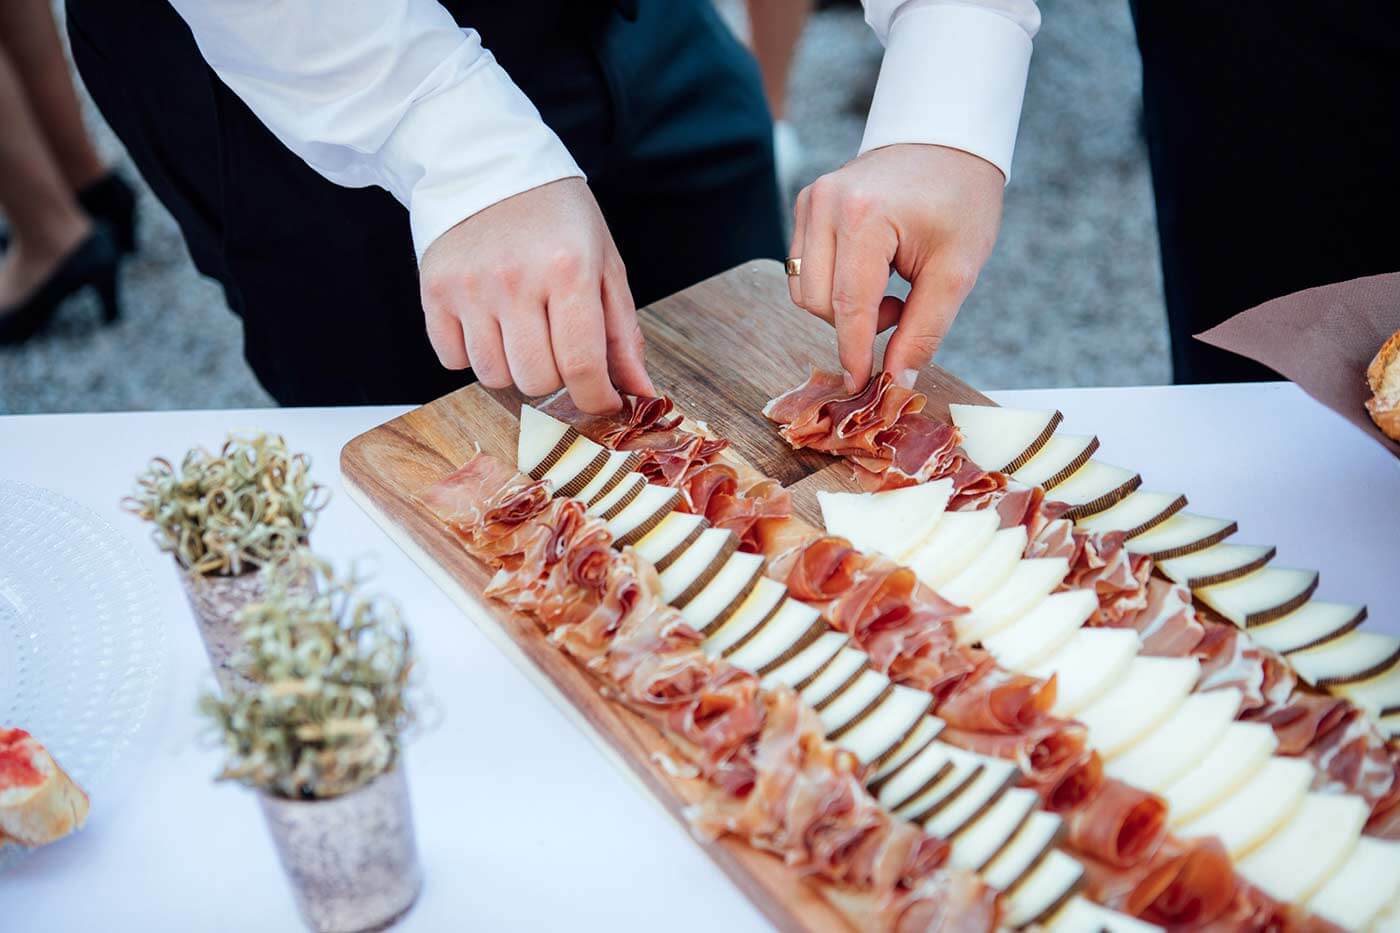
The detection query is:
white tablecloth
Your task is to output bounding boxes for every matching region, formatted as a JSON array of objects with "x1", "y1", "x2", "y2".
[{"x1": 1, "y1": 382, "x2": 1395, "y2": 932}]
